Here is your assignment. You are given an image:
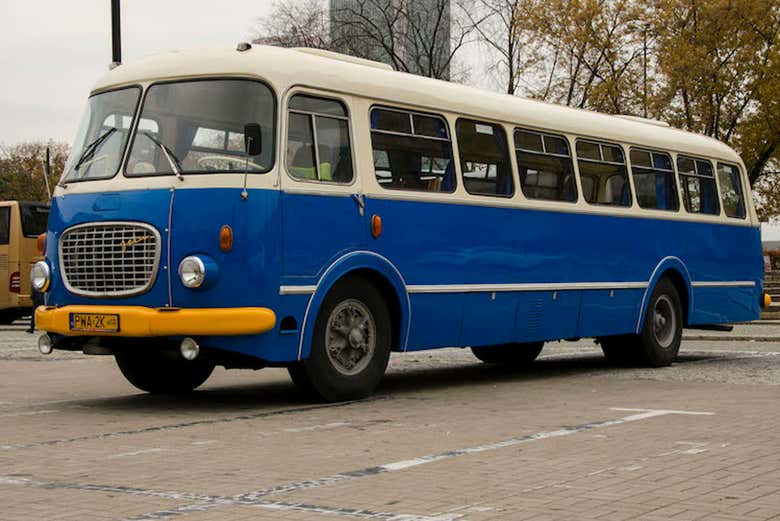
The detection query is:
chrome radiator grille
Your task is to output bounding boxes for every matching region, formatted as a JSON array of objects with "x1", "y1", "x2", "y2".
[{"x1": 59, "y1": 222, "x2": 161, "y2": 297}]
